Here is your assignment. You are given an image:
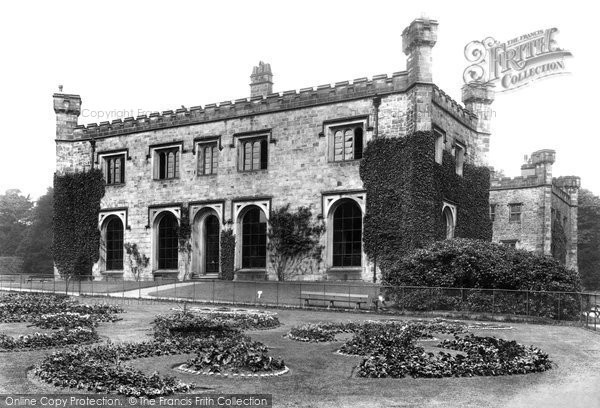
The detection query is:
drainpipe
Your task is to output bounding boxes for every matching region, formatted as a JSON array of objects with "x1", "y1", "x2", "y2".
[
  {"x1": 90, "y1": 136, "x2": 96, "y2": 170},
  {"x1": 373, "y1": 95, "x2": 381, "y2": 139}
]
